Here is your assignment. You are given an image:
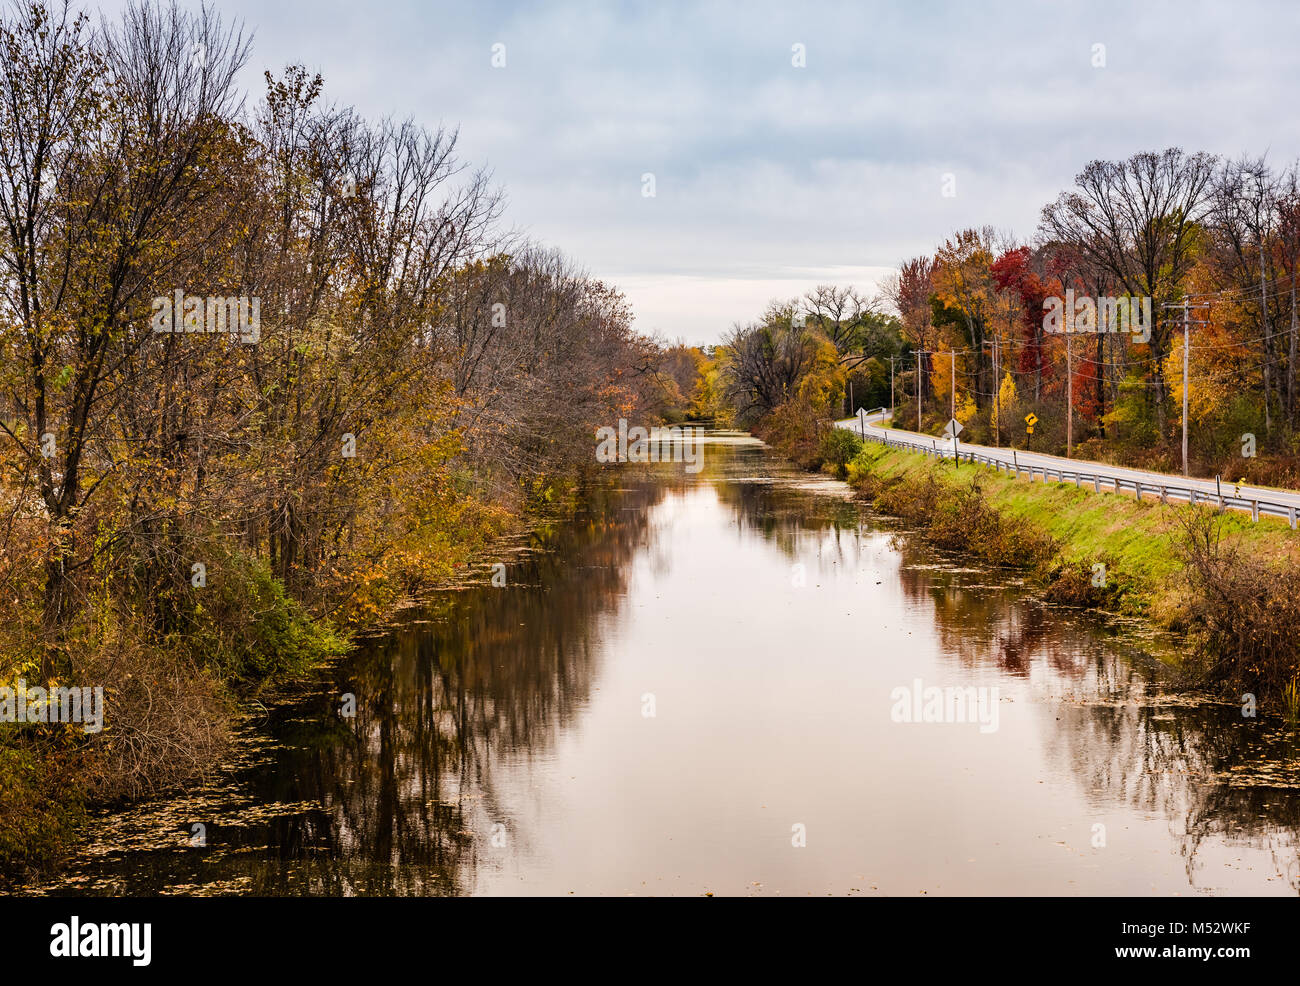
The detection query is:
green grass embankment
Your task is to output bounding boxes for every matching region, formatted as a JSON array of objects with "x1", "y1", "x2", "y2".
[{"x1": 845, "y1": 440, "x2": 1300, "y2": 628}]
